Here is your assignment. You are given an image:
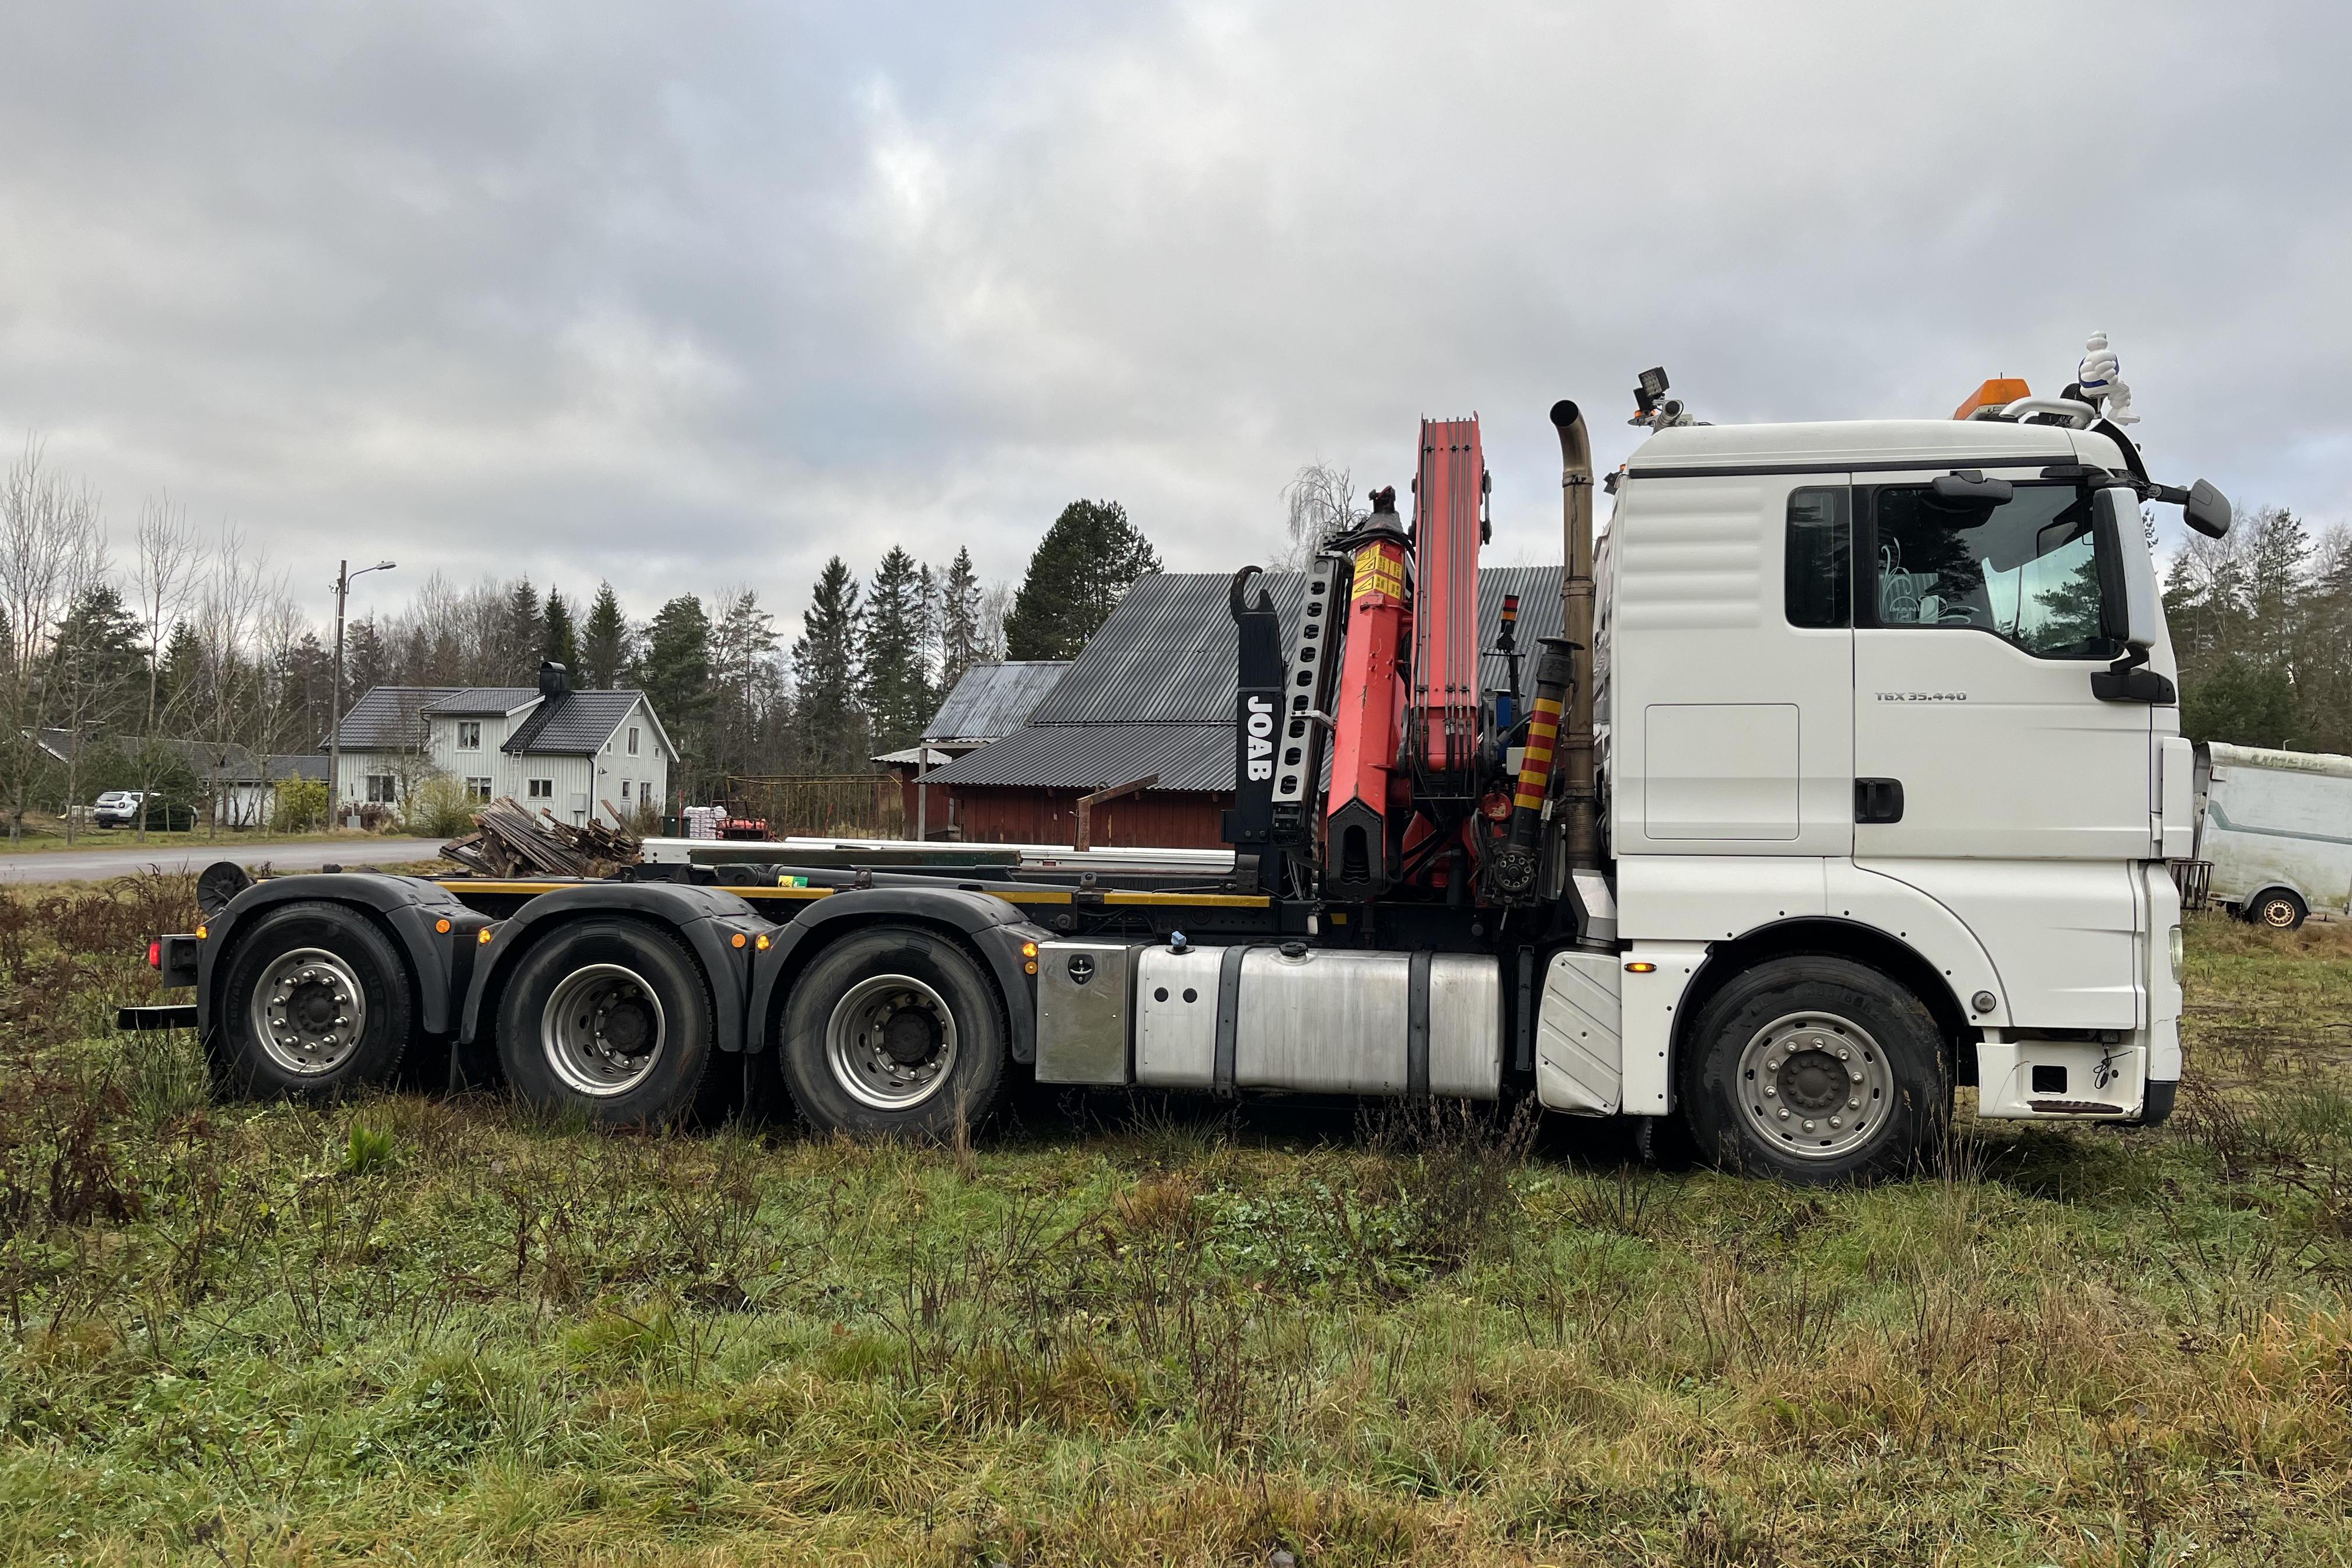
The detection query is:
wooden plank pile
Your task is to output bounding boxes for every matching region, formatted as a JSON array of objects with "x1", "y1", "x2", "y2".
[{"x1": 442, "y1": 797, "x2": 642, "y2": 878}]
